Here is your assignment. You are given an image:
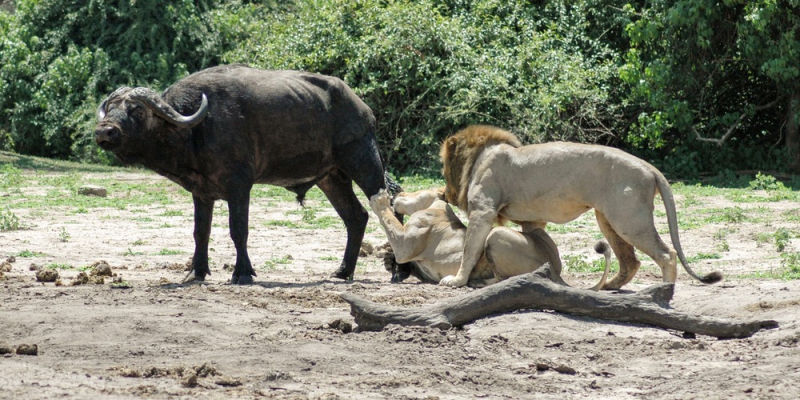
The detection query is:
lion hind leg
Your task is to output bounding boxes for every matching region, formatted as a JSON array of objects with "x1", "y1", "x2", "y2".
[
  {"x1": 595, "y1": 211, "x2": 641, "y2": 290},
  {"x1": 484, "y1": 227, "x2": 540, "y2": 280}
]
